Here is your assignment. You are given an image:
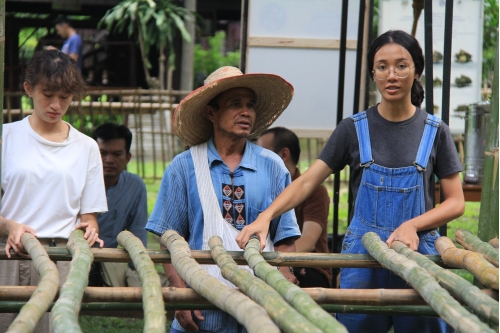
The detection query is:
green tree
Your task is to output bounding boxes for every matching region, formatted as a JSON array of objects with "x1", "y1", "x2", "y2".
[
  {"x1": 482, "y1": 0, "x2": 498, "y2": 89},
  {"x1": 100, "y1": 0, "x2": 191, "y2": 89},
  {"x1": 193, "y1": 31, "x2": 240, "y2": 87}
]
